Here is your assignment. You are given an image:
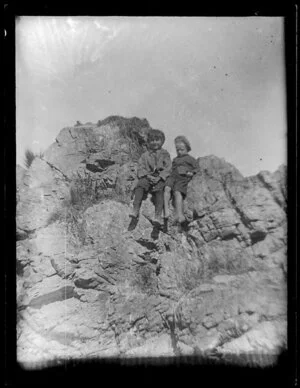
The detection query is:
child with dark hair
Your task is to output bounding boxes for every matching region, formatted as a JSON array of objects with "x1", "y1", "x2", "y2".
[
  {"x1": 129, "y1": 129, "x2": 172, "y2": 225},
  {"x1": 164, "y1": 135, "x2": 198, "y2": 224}
]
